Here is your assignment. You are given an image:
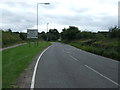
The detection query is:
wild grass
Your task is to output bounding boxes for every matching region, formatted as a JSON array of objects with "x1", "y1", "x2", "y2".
[
  {"x1": 66, "y1": 39, "x2": 119, "y2": 61},
  {"x1": 2, "y1": 41, "x2": 51, "y2": 88}
]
